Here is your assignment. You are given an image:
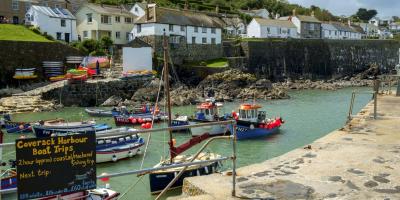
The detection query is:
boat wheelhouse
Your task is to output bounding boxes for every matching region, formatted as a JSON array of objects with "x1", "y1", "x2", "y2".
[{"x1": 190, "y1": 99, "x2": 228, "y2": 137}]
